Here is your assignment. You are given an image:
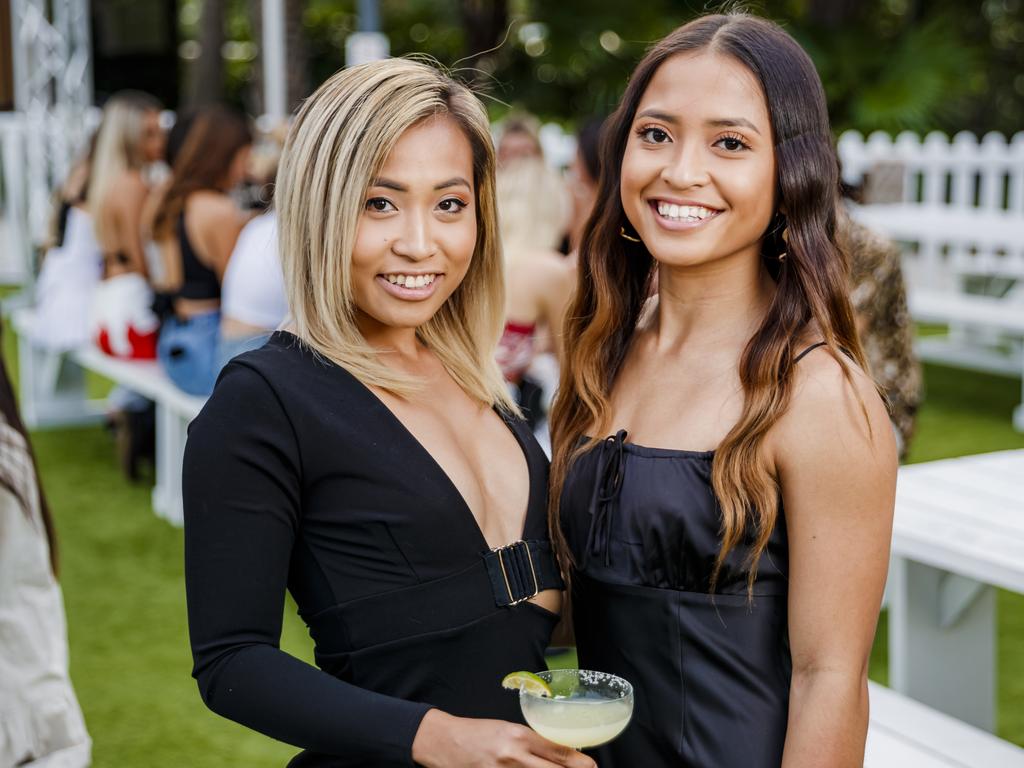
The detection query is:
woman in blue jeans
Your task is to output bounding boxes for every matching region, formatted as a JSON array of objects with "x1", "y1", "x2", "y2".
[{"x1": 151, "y1": 105, "x2": 253, "y2": 395}]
